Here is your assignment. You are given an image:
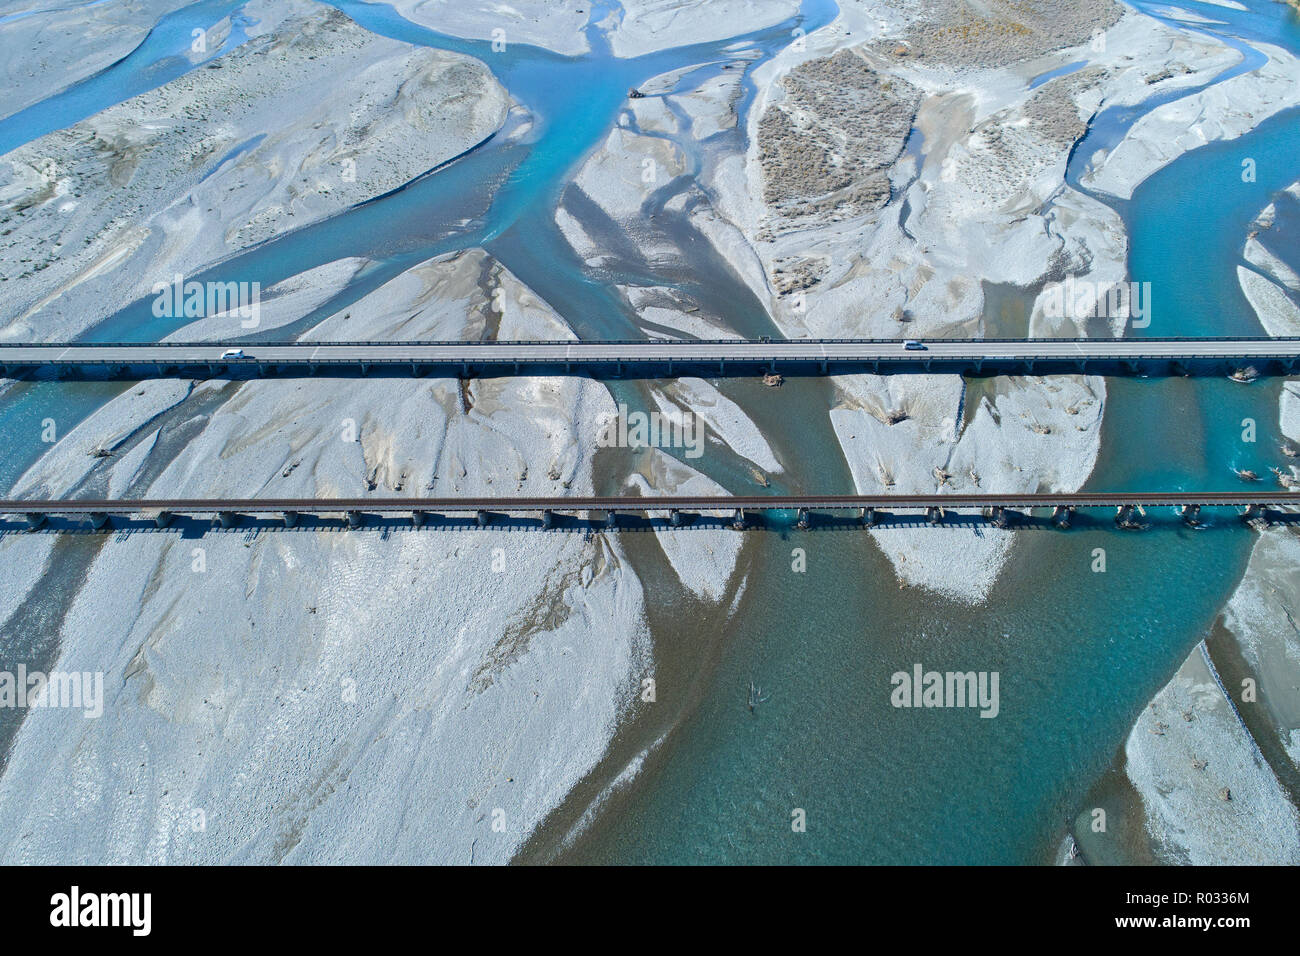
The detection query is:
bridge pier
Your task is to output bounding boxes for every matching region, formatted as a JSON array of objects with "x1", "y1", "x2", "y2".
[
  {"x1": 1114, "y1": 505, "x2": 1146, "y2": 529},
  {"x1": 541, "y1": 509, "x2": 554, "y2": 529},
  {"x1": 1052, "y1": 505, "x2": 1073, "y2": 529},
  {"x1": 605, "y1": 510, "x2": 618, "y2": 530},
  {"x1": 1181, "y1": 504, "x2": 1201, "y2": 527},
  {"x1": 283, "y1": 510, "x2": 300, "y2": 528},
  {"x1": 411, "y1": 510, "x2": 425, "y2": 528},
  {"x1": 88, "y1": 512, "x2": 109, "y2": 530},
  {"x1": 796, "y1": 508, "x2": 811, "y2": 530},
  {"x1": 1241, "y1": 504, "x2": 1267, "y2": 527},
  {"x1": 669, "y1": 509, "x2": 683, "y2": 527},
  {"x1": 862, "y1": 506, "x2": 877, "y2": 527},
  {"x1": 983, "y1": 506, "x2": 1007, "y2": 529},
  {"x1": 927, "y1": 506, "x2": 943, "y2": 526},
  {"x1": 346, "y1": 510, "x2": 364, "y2": 529},
  {"x1": 476, "y1": 509, "x2": 489, "y2": 528},
  {"x1": 154, "y1": 510, "x2": 173, "y2": 529},
  {"x1": 214, "y1": 511, "x2": 237, "y2": 529},
  {"x1": 24, "y1": 512, "x2": 46, "y2": 530},
  {"x1": 731, "y1": 508, "x2": 746, "y2": 531}
]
